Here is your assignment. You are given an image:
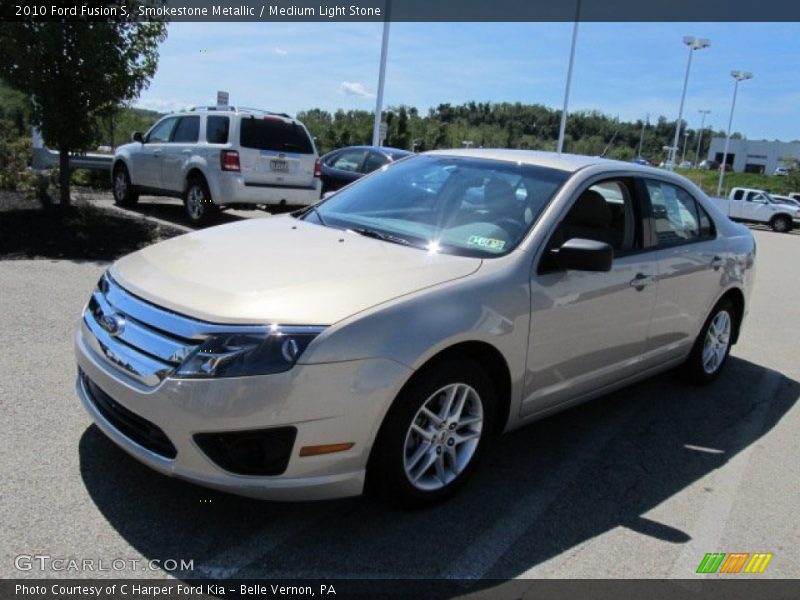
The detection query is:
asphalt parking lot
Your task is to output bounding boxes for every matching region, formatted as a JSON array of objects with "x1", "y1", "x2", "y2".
[{"x1": 1, "y1": 200, "x2": 798, "y2": 591}]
